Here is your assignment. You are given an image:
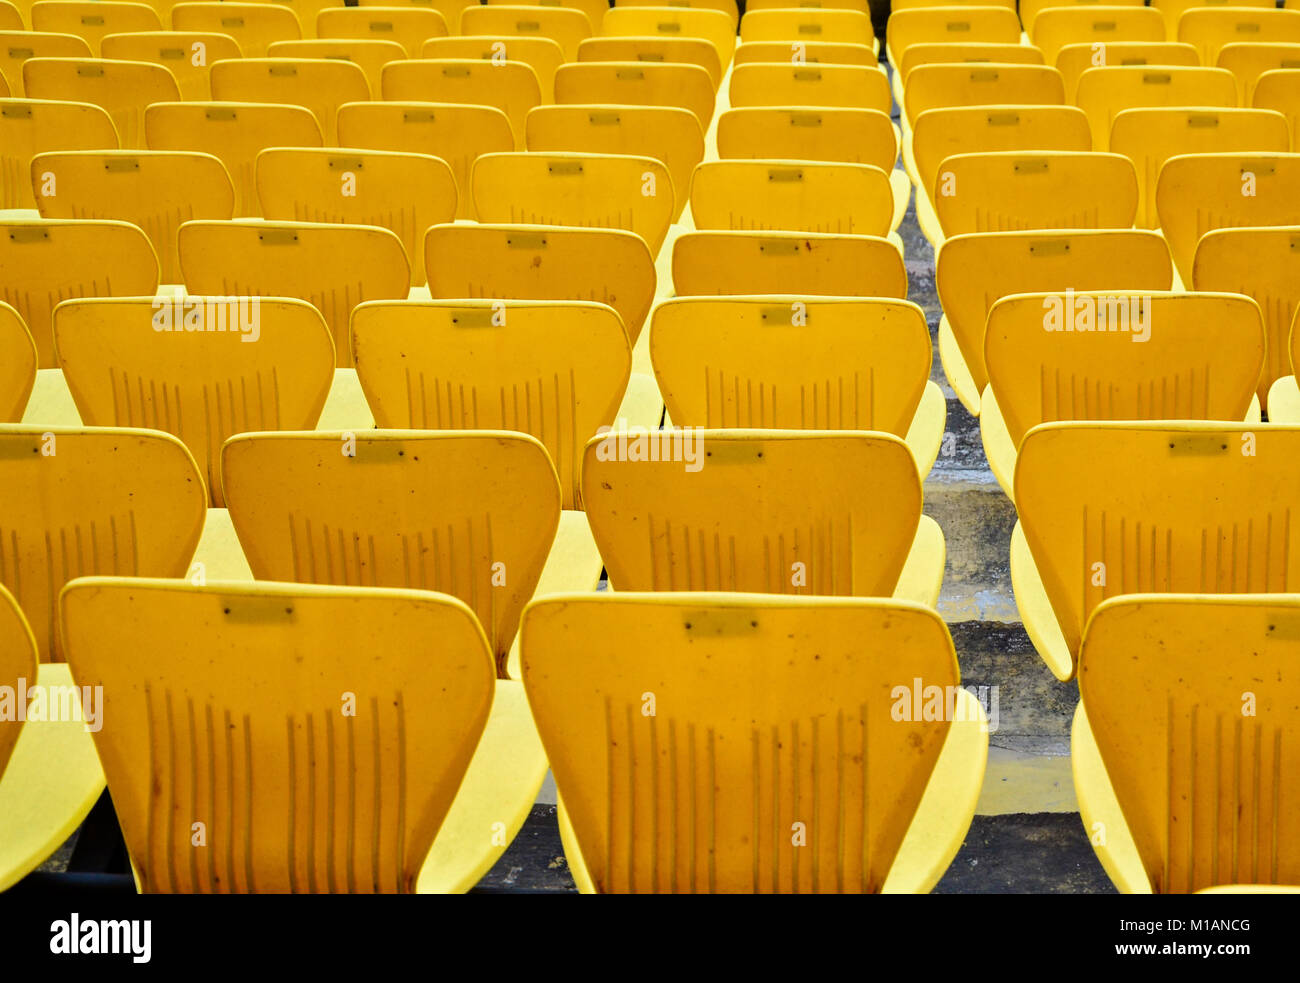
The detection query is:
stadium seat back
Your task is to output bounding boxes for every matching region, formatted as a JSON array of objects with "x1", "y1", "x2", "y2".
[
  {"x1": 351, "y1": 299, "x2": 631, "y2": 509},
  {"x1": 1029, "y1": 6, "x2": 1165, "y2": 63},
  {"x1": 60, "y1": 577, "x2": 495, "y2": 893},
  {"x1": 580, "y1": 36, "x2": 722, "y2": 87},
  {"x1": 1192, "y1": 225, "x2": 1300, "y2": 408},
  {"x1": 1079, "y1": 595, "x2": 1300, "y2": 893},
  {"x1": 651, "y1": 297, "x2": 930, "y2": 438},
  {"x1": 581, "y1": 430, "x2": 923, "y2": 595},
  {"x1": 221, "y1": 430, "x2": 561, "y2": 671},
  {"x1": 336, "y1": 101, "x2": 513, "y2": 220},
  {"x1": 381, "y1": 58, "x2": 540, "y2": 146},
  {"x1": 178, "y1": 220, "x2": 410, "y2": 367},
  {"x1": 22, "y1": 57, "x2": 180, "y2": 148},
  {"x1": 0, "y1": 31, "x2": 90, "y2": 97},
  {"x1": 525, "y1": 104, "x2": 705, "y2": 222},
  {"x1": 316, "y1": 6, "x2": 448, "y2": 57},
  {"x1": 912, "y1": 105, "x2": 1091, "y2": 204},
  {"x1": 424, "y1": 223, "x2": 655, "y2": 343},
  {"x1": 985, "y1": 291, "x2": 1265, "y2": 449},
  {"x1": 1015, "y1": 421, "x2": 1300, "y2": 666},
  {"x1": 1216, "y1": 41, "x2": 1300, "y2": 101},
  {"x1": 0, "y1": 426, "x2": 205, "y2": 661},
  {"x1": 600, "y1": 6, "x2": 733, "y2": 66},
  {"x1": 732, "y1": 39, "x2": 877, "y2": 70},
  {"x1": 731, "y1": 63, "x2": 891, "y2": 115},
  {"x1": 257, "y1": 147, "x2": 455, "y2": 287},
  {"x1": 461, "y1": 4, "x2": 591, "y2": 60},
  {"x1": 1111, "y1": 108, "x2": 1291, "y2": 228},
  {"x1": 1155, "y1": 152, "x2": 1300, "y2": 285},
  {"x1": 933, "y1": 150, "x2": 1138, "y2": 237},
  {"x1": 689, "y1": 160, "x2": 893, "y2": 237},
  {"x1": 1178, "y1": 7, "x2": 1300, "y2": 65},
  {"x1": 32, "y1": 149, "x2": 235, "y2": 284},
  {"x1": 716, "y1": 106, "x2": 897, "y2": 173},
  {"x1": 0, "y1": 218, "x2": 158, "y2": 367},
  {"x1": 1152, "y1": 0, "x2": 1273, "y2": 39},
  {"x1": 555, "y1": 62, "x2": 715, "y2": 127},
  {"x1": 887, "y1": 6, "x2": 1021, "y2": 64},
  {"x1": 1054, "y1": 41, "x2": 1199, "y2": 101},
  {"x1": 30, "y1": 1, "x2": 160, "y2": 55},
  {"x1": 1074, "y1": 66, "x2": 1238, "y2": 150},
  {"x1": 672, "y1": 231, "x2": 907, "y2": 298},
  {"x1": 101, "y1": 31, "x2": 241, "y2": 100},
  {"x1": 145, "y1": 102, "x2": 324, "y2": 217},
  {"x1": 0, "y1": 98, "x2": 118, "y2": 209},
  {"x1": 54, "y1": 297, "x2": 335, "y2": 506},
  {"x1": 171, "y1": 3, "x2": 302, "y2": 57},
  {"x1": 899, "y1": 41, "x2": 1043, "y2": 82},
  {"x1": 471, "y1": 151, "x2": 674, "y2": 254},
  {"x1": 1019, "y1": 0, "x2": 1141, "y2": 32},
  {"x1": 520, "y1": 593, "x2": 960, "y2": 893},
  {"x1": 423, "y1": 35, "x2": 564, "y2": 99},
  {"x1": 0, "y1": 585, "x2": 35, "y2": 781},
  {"x1": 936, "y1": 229, "x2": 1173, "y2": 395},
  {"x1": 739, "y1": 8, "x2": 873, "y2": 46},
  {"x1": 903, "y1": 63, "x2": 1065, "y2": 126},
  {"x1": 1253, "y1": 69, "x2": 1300, "y2": 148},
  {"x1": 267, "y1": 38, "x2": 407, "y2": 98},
  {"x1": 210, "y1": 57, "x2": 369, "y2": 145}
]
